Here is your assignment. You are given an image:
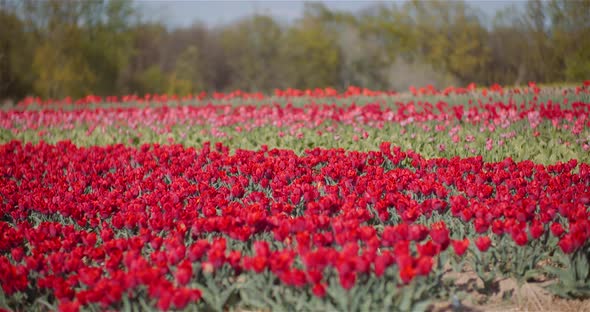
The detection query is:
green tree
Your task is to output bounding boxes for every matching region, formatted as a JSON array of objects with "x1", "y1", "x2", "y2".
[
  {"x1": 135, "y1": 65, "x2": 168, "y2": 94},
  {"x1": 279, "y1": 8, "x2": 341, "y2": 89},
  {"x1": 485, "y1": 6, "x2": 527, "y2": 85},
  {"x1": 405, "y1": 0, "x2": 490, "y2": 85},
  {"x1": 304, "y1": 3, "x2": 391, "y2": 89},
  {"x1": 0, "y1": 7, "x2": 34, "y2": 100},
  {"x1": 219, "y1": 15, "x2": 283, "y2": 91},
  {"x1": 520, "y1": 0, "x2": 563, "y2": 82},
  {"x1": 122, "y1": 22, "x2": 167, "y2": 94},
  {"x1": 166, "y1": 45, "x2": 205, "y2": 95},
  {"x1": 32, "y1": 33, "x2": 96, "y2": 98},
  {"x1": 20, "y1": 0, "x2": 135, "y2": 98},
  {"x1": 79, "y1": 0, "x2": 136, "y2": 95},
  {"x1": 549, "y1": 0, "x2": 590, "y2": 82}
]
